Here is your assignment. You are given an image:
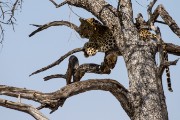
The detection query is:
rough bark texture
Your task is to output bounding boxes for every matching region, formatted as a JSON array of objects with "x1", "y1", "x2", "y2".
[
  {"x1": 123, "y1": 43, "x2": 165, "y2": 119},
  {"x1": 1, "y1": 0, "x2": 180, "y2": 120}
]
